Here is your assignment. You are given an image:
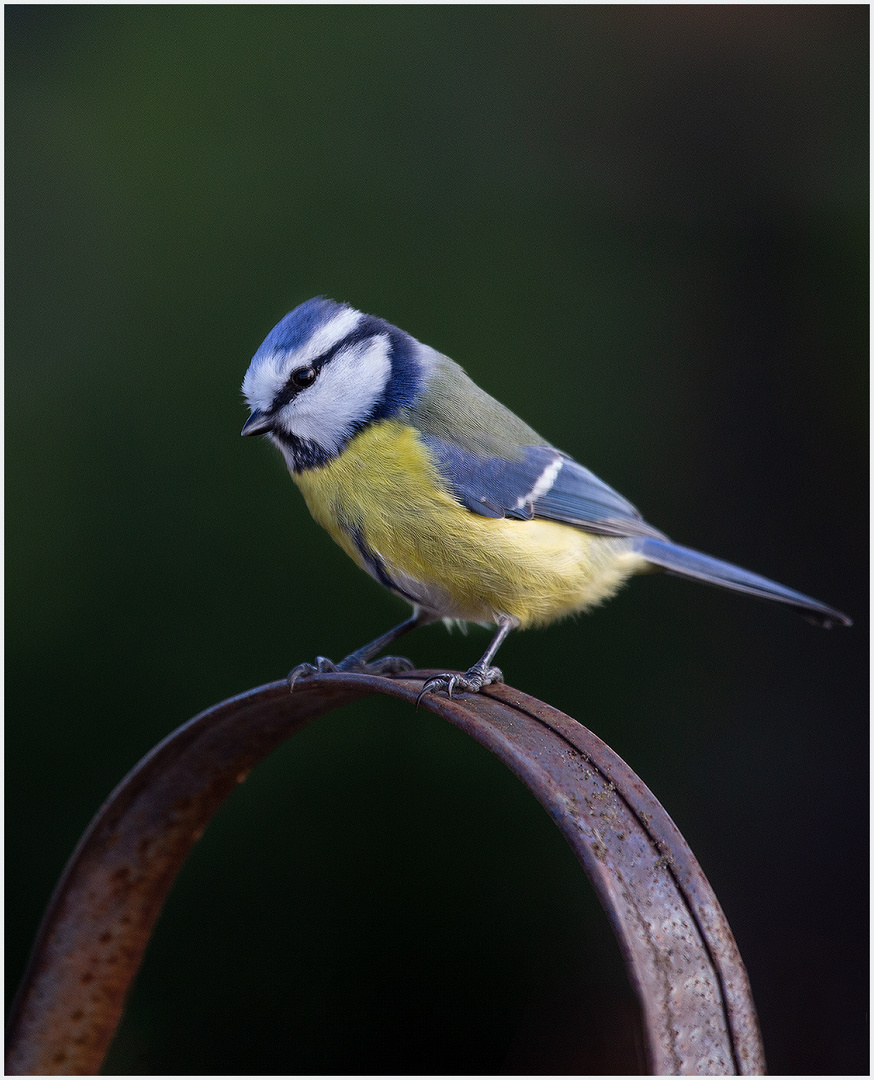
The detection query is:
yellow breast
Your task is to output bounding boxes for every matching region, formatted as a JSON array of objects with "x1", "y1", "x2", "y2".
[{"x1": 292, "y1": 421, "x2": 647, "y2": 628}]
